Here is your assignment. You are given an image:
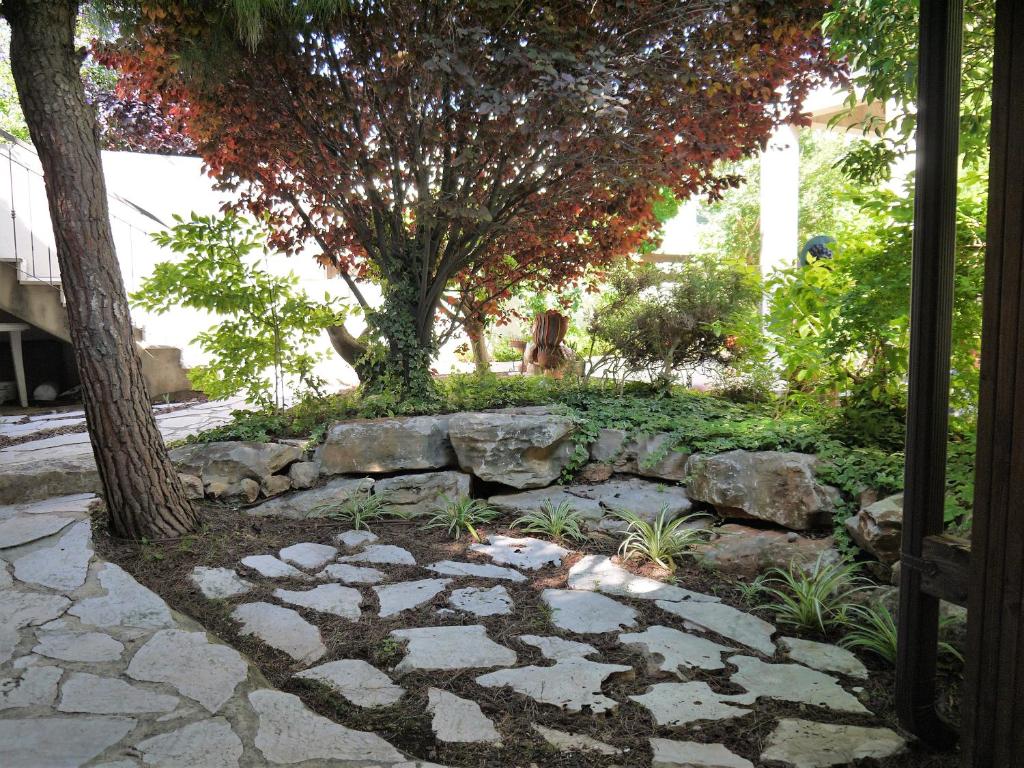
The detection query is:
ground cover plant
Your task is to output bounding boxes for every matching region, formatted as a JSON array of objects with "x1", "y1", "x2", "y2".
[{"x1": 511, "y1": 500, "x2": 588, "y2": 543}]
